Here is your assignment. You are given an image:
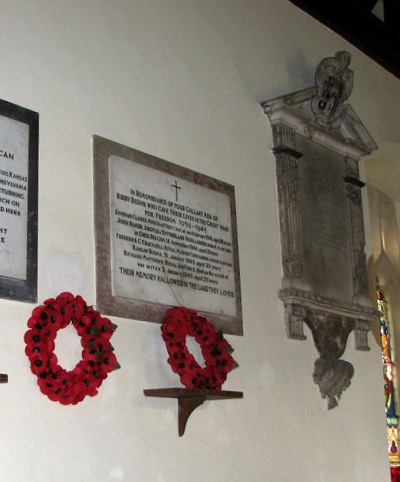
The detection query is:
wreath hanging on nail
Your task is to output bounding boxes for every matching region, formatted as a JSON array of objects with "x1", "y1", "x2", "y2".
[
  {"x1": 161, "y1": 306, "x2": 237, "y2": 390},
  {"x1": 24, "y1": 292, "x2": 120, "y2": 405}
]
